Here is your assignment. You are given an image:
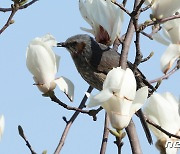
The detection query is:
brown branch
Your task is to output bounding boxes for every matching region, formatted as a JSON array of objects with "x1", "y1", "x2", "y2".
[
  {"x1": 140, "y1": 2, "x2": 152, "y2": 12},
  {"x1": 145, "y1": 117, "x2": 180, "y2": 140},
  {"x1": 54, "y1": 86, "x2": 93, "y2": 154},
  {"x1": 100, "y1": 113, "x2": 110, "y2": 154},
  {"x1": 125, "y1": 120, "x2": 142, "y2": 154},
  {"x1": 112, "y1": 1, "x2": 131, "y2": 16},
  {"x1": 0, "y1": 4, "x2": 19, "y2": 35},
  {"x1": 138, "y1": 14, "x2": 180, "y2": 32},
  {"x1": 149, "y1": 64, "x2": 179, "y2": 83},
  {"x1": 0, "y1": 0, "x2": 38, "y2": 12},
  {"x1": 18, "y1": 125, "x2": 37, "y2": 154},
  {"x1": 48, "y1": 90, "x2": 102, "y2": 121}
]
